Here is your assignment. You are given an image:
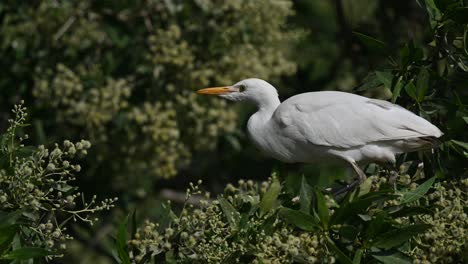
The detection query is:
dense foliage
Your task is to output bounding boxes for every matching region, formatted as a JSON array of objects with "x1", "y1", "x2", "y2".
[
  {"x1": 0, "y1": 0, "x2": 300, "y2": 195},
  {"x1": 121, "y1": 173, "x2": 466, "y2": 263},
  {"x1": 0, "y1": 103, "x2": 116, "y2": 261},
  {"x1": 118, "y1": 0, "x2": 468, "y2": 263},
  {"x1": 0, "y1": 0, "x2": 467, "y2": 263}
]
